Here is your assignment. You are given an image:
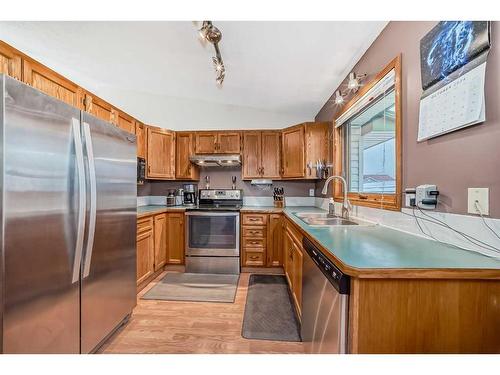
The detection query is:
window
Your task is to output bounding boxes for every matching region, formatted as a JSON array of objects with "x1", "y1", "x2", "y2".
[{"x1": 334, "y1": 55, "x2": 402, "y2": 210}]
